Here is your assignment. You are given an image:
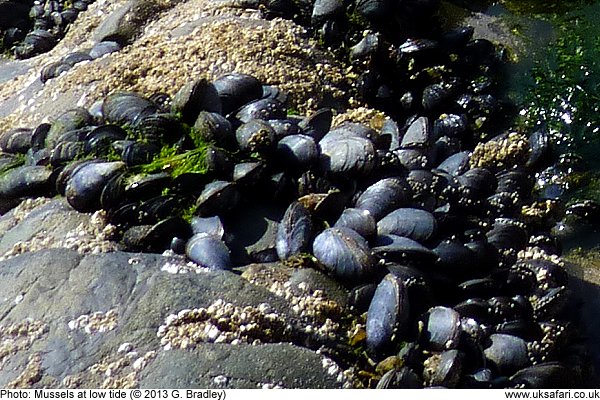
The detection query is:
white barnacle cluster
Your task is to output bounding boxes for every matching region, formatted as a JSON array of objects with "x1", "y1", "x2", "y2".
[
  {"x1": 518, "y1": 246, "x2": 564, "y2": 267},
  {"x1": 318, "y1": 352, "x2": 357, "y2": 388},
  {"x1": 0, "y1": 209, "x2": 120, "y2": 261},
  {"x1": 0, "y1": 319, "x2": 48, "y2": 359},
  {"x1": 156, "y1": 300, "x2": 289, "y2": 350},
  {"x1": 62, "y1": 210, "x2": 119, "y2": 254},
  {"x1": 267, "y1": 280, "x2": 343, "y2": 342},
  {"x1": 159, "y1": 254, "x2": 211, "y2": 274},
  {"x1": 83, "y1": 342, "x2": 157, "y2": 389},
  {"x1": 67, "y1": 309, "x2": 118, "y2": 334}
]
